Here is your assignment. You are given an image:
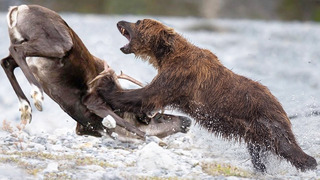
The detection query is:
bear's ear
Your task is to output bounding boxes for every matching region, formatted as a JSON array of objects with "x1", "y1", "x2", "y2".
[
  {"x1": 165, "y1": 26, "x2": 175, "y2": 35},
  {"x1": 164, "y1": 27, "x2": 176, "y2": 35},
  {"x1": 153, "y1": 28, "x2": 175, "y2": 59}
]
